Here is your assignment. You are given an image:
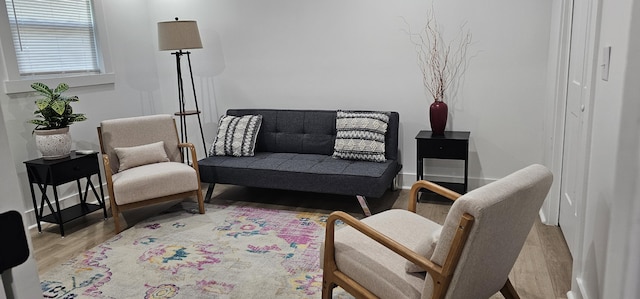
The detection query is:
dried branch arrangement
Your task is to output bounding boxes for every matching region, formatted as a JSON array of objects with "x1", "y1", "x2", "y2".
[{"x1": 405, "y1": 11, "x2": 472, "y2": 102}]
